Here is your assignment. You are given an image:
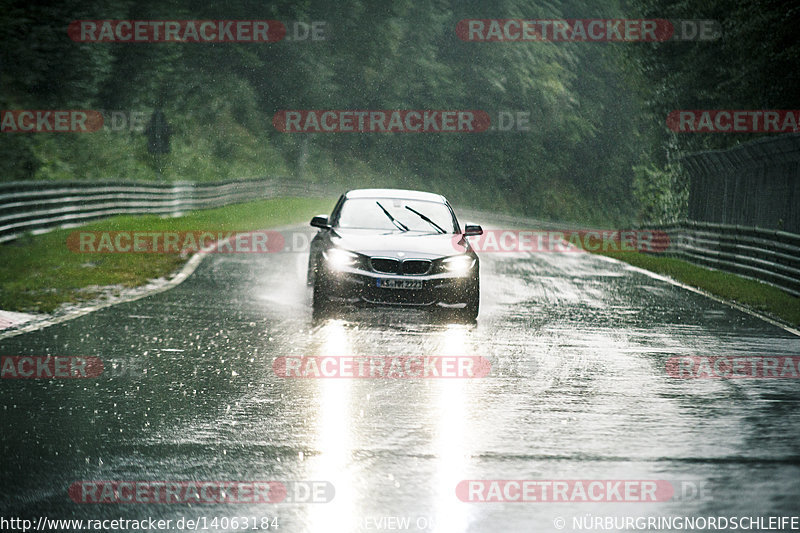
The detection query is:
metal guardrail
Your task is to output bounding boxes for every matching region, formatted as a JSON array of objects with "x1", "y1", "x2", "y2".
[
  {"x1": 0, "y1": 179, "x2": 330, "y2": 244},
  {"x1": 680, "y1": 133, "x2": 800, "y2": 234},
  {"x1": 645, "y1": 220, "x2": 800, "y2": 297},
  {"x1": 4, "y1": 180, "x2": 796, "y2": 297}
]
